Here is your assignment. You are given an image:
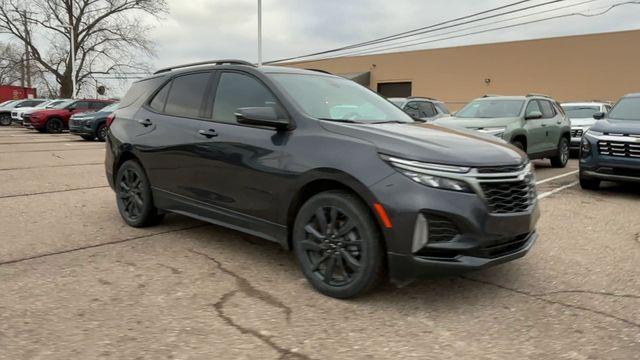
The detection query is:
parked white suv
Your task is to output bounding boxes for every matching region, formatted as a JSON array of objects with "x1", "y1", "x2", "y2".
[{"x1": 561, "y1": 102, "x2": 611, "y2": 150}]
